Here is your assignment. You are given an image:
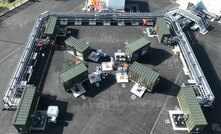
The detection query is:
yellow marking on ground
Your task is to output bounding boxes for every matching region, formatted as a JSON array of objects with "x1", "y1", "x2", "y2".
[
  {"x1": 0, "y1": 45, "x2": 24, "y2": 63},
  {"x1": 150, "y1": 68, "x2": 183, "y2": 134},
  {"x1": 73, "y1": 2, "x2": 85, "y2": 11}
]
